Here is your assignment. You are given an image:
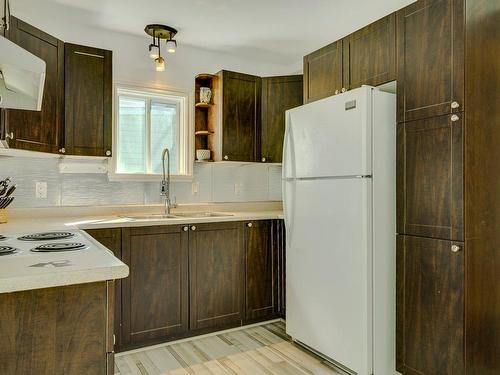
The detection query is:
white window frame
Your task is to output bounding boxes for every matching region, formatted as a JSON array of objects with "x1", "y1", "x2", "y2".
[{"x1": 109, "y1": 84, "x2": 193, "y2": 182}]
